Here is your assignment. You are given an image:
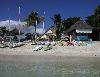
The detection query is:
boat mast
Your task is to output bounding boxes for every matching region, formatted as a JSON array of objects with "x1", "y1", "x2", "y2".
[
  {"x1": 8, "y1": 8, "x2": 10, "y2": 32},
  {"x1": 18, "y1": 6, "x2": 21, "y2": 42}
]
